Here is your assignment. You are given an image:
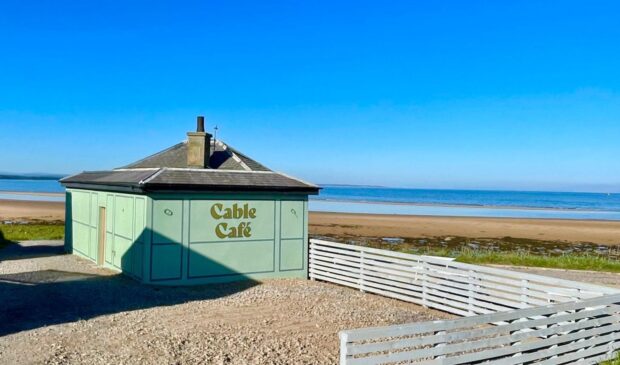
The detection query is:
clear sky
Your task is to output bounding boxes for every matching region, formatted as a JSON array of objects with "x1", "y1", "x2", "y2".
[{"x1": 1, "y1": 1, "x2": 619, "y2": 192}]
